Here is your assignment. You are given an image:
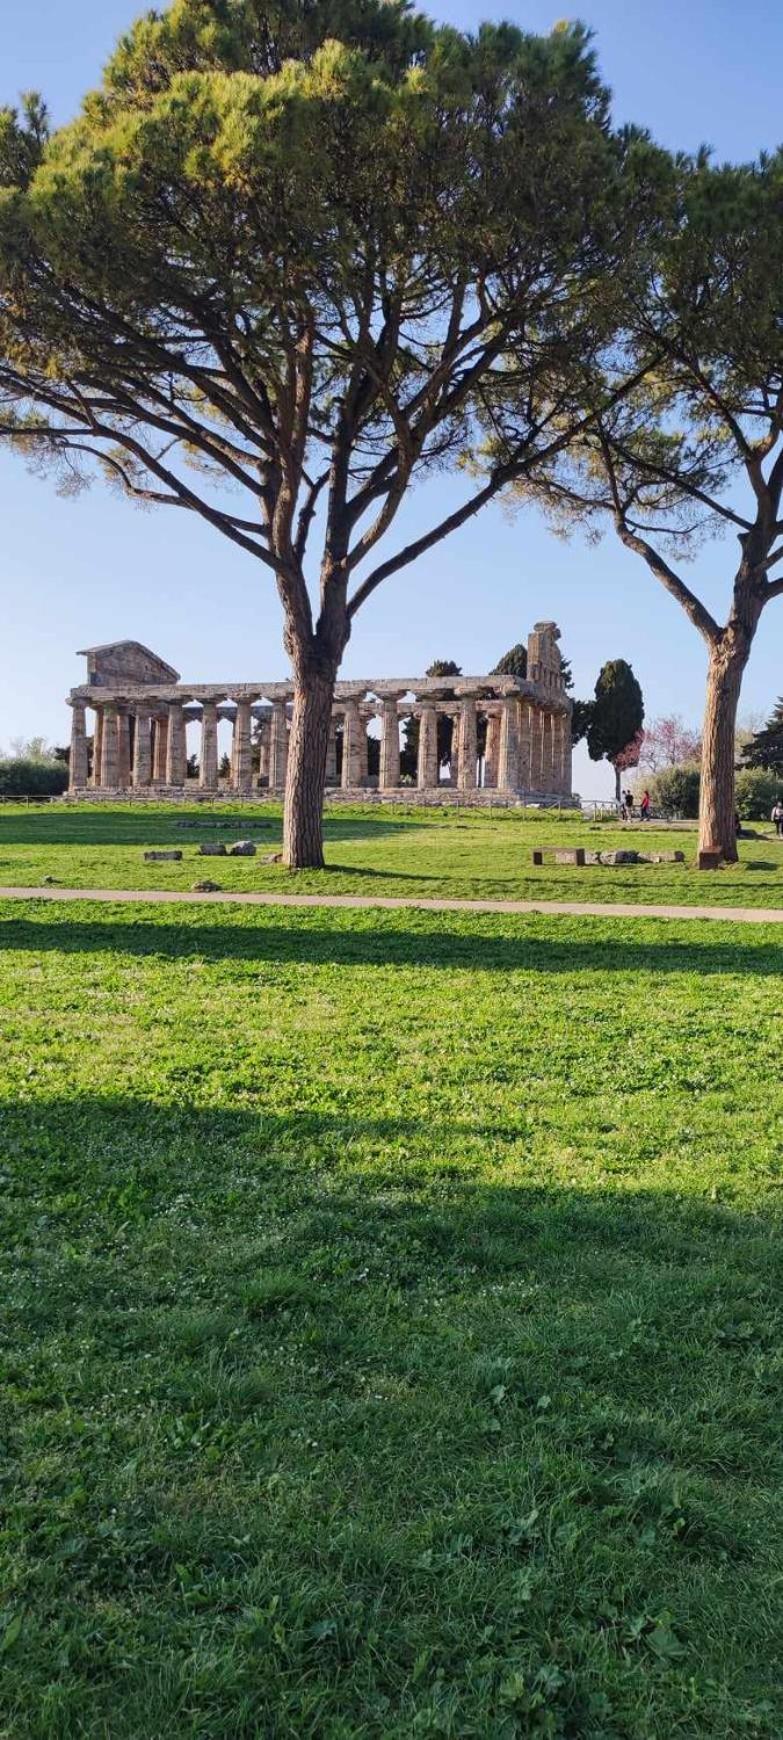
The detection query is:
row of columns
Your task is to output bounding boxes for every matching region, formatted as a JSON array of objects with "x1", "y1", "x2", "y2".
[
  {"x1": 70, "y1": 698, "x2": 292, "y2": 795},
  {"x1": 410, "y1": 696, "x2": 572, "y2": 796},
  {"x1": 69, "y1": 693, "x2": 572, "y2": 797}
]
